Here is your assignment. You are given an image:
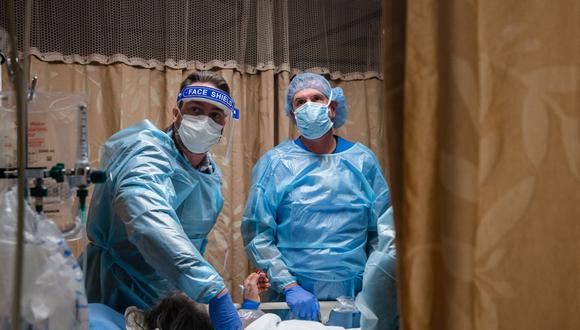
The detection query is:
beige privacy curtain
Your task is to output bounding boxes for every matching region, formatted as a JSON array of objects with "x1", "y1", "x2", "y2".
[
  {"x1": 22, "y1": 57, "x2": 386, "y2": 303},
  {"x1": 387, "y1": 0, "x2": 580, "y2": 329}
]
